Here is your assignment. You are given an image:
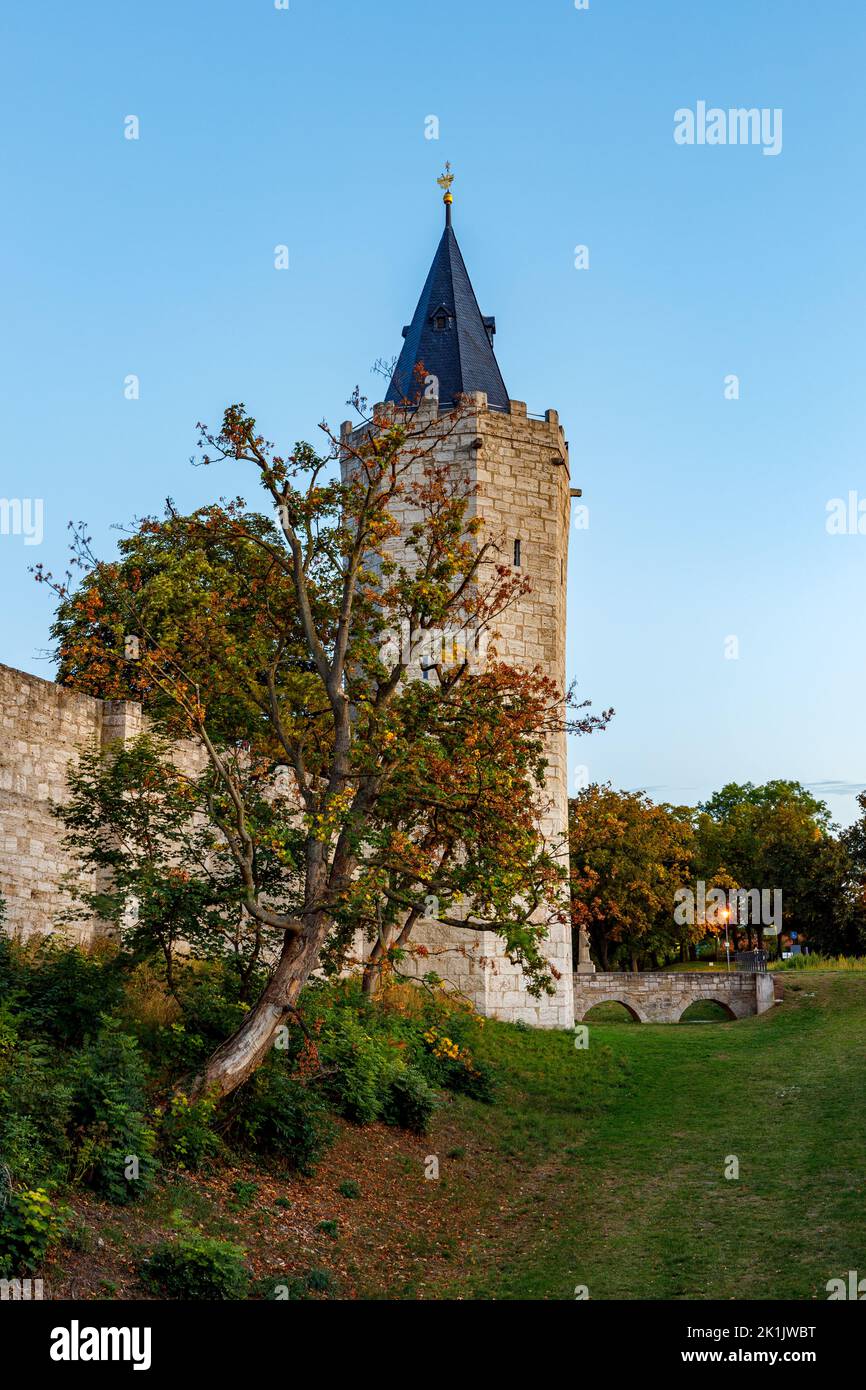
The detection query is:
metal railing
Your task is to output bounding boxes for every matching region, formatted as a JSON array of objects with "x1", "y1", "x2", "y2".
[{"x1": 734, "y1": 950, "x2": 768, "y2": 974}]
